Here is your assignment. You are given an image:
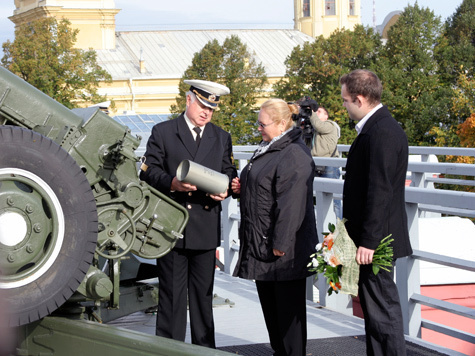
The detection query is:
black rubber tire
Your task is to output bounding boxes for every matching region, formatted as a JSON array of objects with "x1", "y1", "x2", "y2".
[{"x1": 0, "y1": 126, "x2": 98, "y2": 326}]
